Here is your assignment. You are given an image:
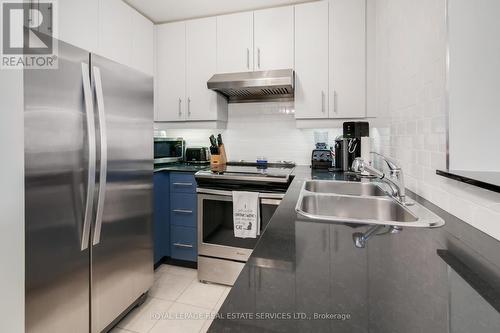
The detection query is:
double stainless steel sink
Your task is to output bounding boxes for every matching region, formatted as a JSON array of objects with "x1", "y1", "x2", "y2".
[{"x1": 296, "y1": 180, "x2": 445, "y2": 228}]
